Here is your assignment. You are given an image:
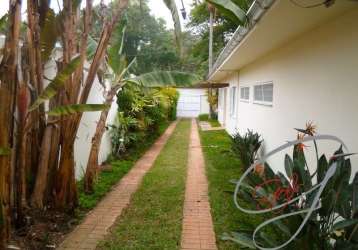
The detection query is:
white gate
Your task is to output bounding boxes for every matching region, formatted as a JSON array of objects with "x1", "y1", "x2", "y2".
[{"x1": 176, "y1": 88, "x2": 210, "y2": 117}]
